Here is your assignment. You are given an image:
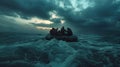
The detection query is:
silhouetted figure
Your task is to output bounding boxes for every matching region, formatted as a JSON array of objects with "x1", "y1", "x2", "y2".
[
  {"x1": 47, "y1": 27, "x2": 78, "y2": 42},
  {"x1": 50, "y1": 27, "x2": 73, "y2": 36},
  {"x1": 57, "y1": 30, "x2": 62, "y2": 36},
  {"x1": 54, "y1": 28, "x2": 58, "y2": 35},
  {"x1": 50, "y1": 28, "x2": 55, "y2": 35},
  {"x1": 50, "y1": 28, "x2": 54, "y2": 35},
  {"x1": 61, "y1": 26, "x2": 66, "y2": 35},
  {"x1": 66, "y1": 28, "x2": 73, "y2": 36},
  {"x1": 50, "y1": 28, "x2": 58, "y2": 36}
]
